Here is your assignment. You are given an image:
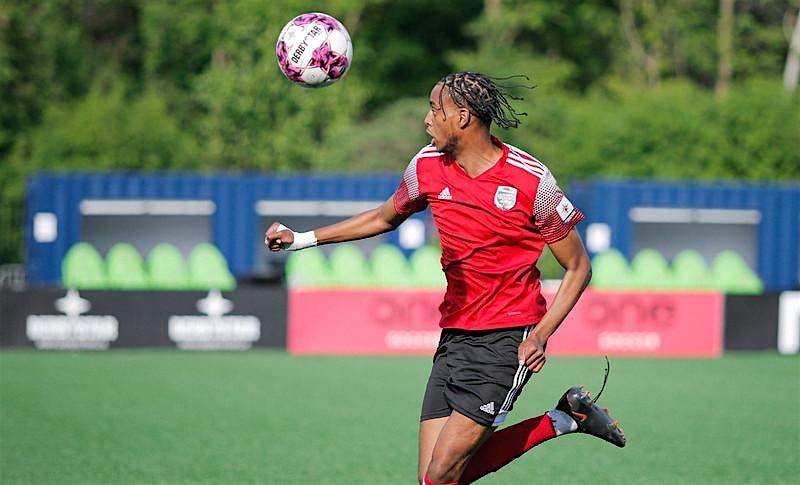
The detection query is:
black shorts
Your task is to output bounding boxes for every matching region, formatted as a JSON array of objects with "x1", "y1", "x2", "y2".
[{"x1": 420, "y1": 325, "x2": 533, "y2": 427}]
